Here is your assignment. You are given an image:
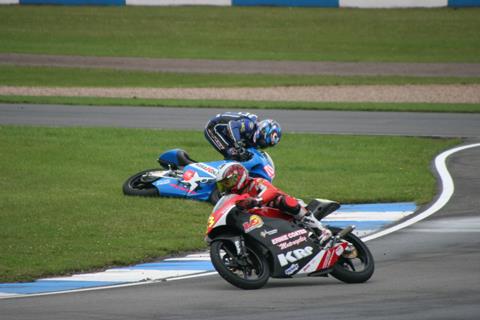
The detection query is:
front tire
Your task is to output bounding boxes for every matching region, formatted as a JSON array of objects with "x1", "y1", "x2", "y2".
[
  {"x1": 330, "y1": 228, "x2": 374, "y2": 283},
  {"x1": 210, "y1": 240, "x2": 270, "y2": 290},
  {"x1": 209, "y1": 188, "x2": 221, "y2": 205},
  {"x1": 122, "y1": 169, "x2": 160, "y2": 197}
]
